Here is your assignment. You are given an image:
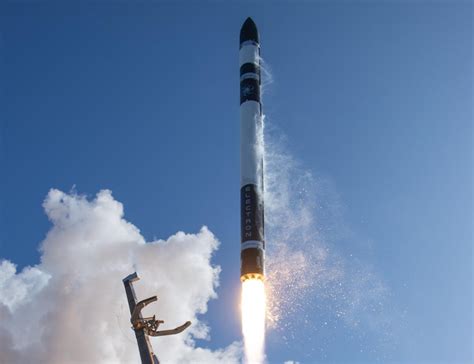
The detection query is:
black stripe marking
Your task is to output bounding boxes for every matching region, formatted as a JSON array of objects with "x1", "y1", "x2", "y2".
[
  {"x1": 240, "y1": 63, "x2": 260, "y2": 77},
  {"x1": 240, "y1": 184, "x2": 265, "y2": 244},
  {"x1": 241, "y1": 248, "x2": 264, "y2": 277}
]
